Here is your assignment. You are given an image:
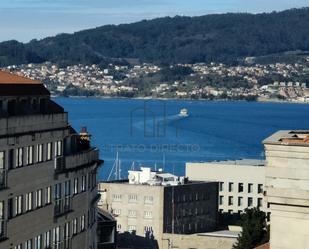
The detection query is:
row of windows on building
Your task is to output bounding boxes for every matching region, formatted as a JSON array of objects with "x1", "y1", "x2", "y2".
[
  {"x1": 112, "y1": 209, "x2": 153, "y2": 219},
  {"x1": 219, "y1": 182, "x2": 263, "y2": 194},
  {"x1": 54, "y1": 172, "x2": 97, "y2": 201},
  {"x1": 112, "y1": 194, "x2": 154, "y2": 204},
  {"x1": 13, "y1": 213, "x2": 91, "y2": 249},
  {"x1": 219, "y1": 196, "x2": 263, "y2": 208},
  {"x1": 117, "y1": 224, "x2": 154, "y2": 234},
  {"x1": 0, "y1": 140, "x2": 62, "y2": 170},
  {"x1": 1, "y1": 173, "x2": 97, "y2": 219}
]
